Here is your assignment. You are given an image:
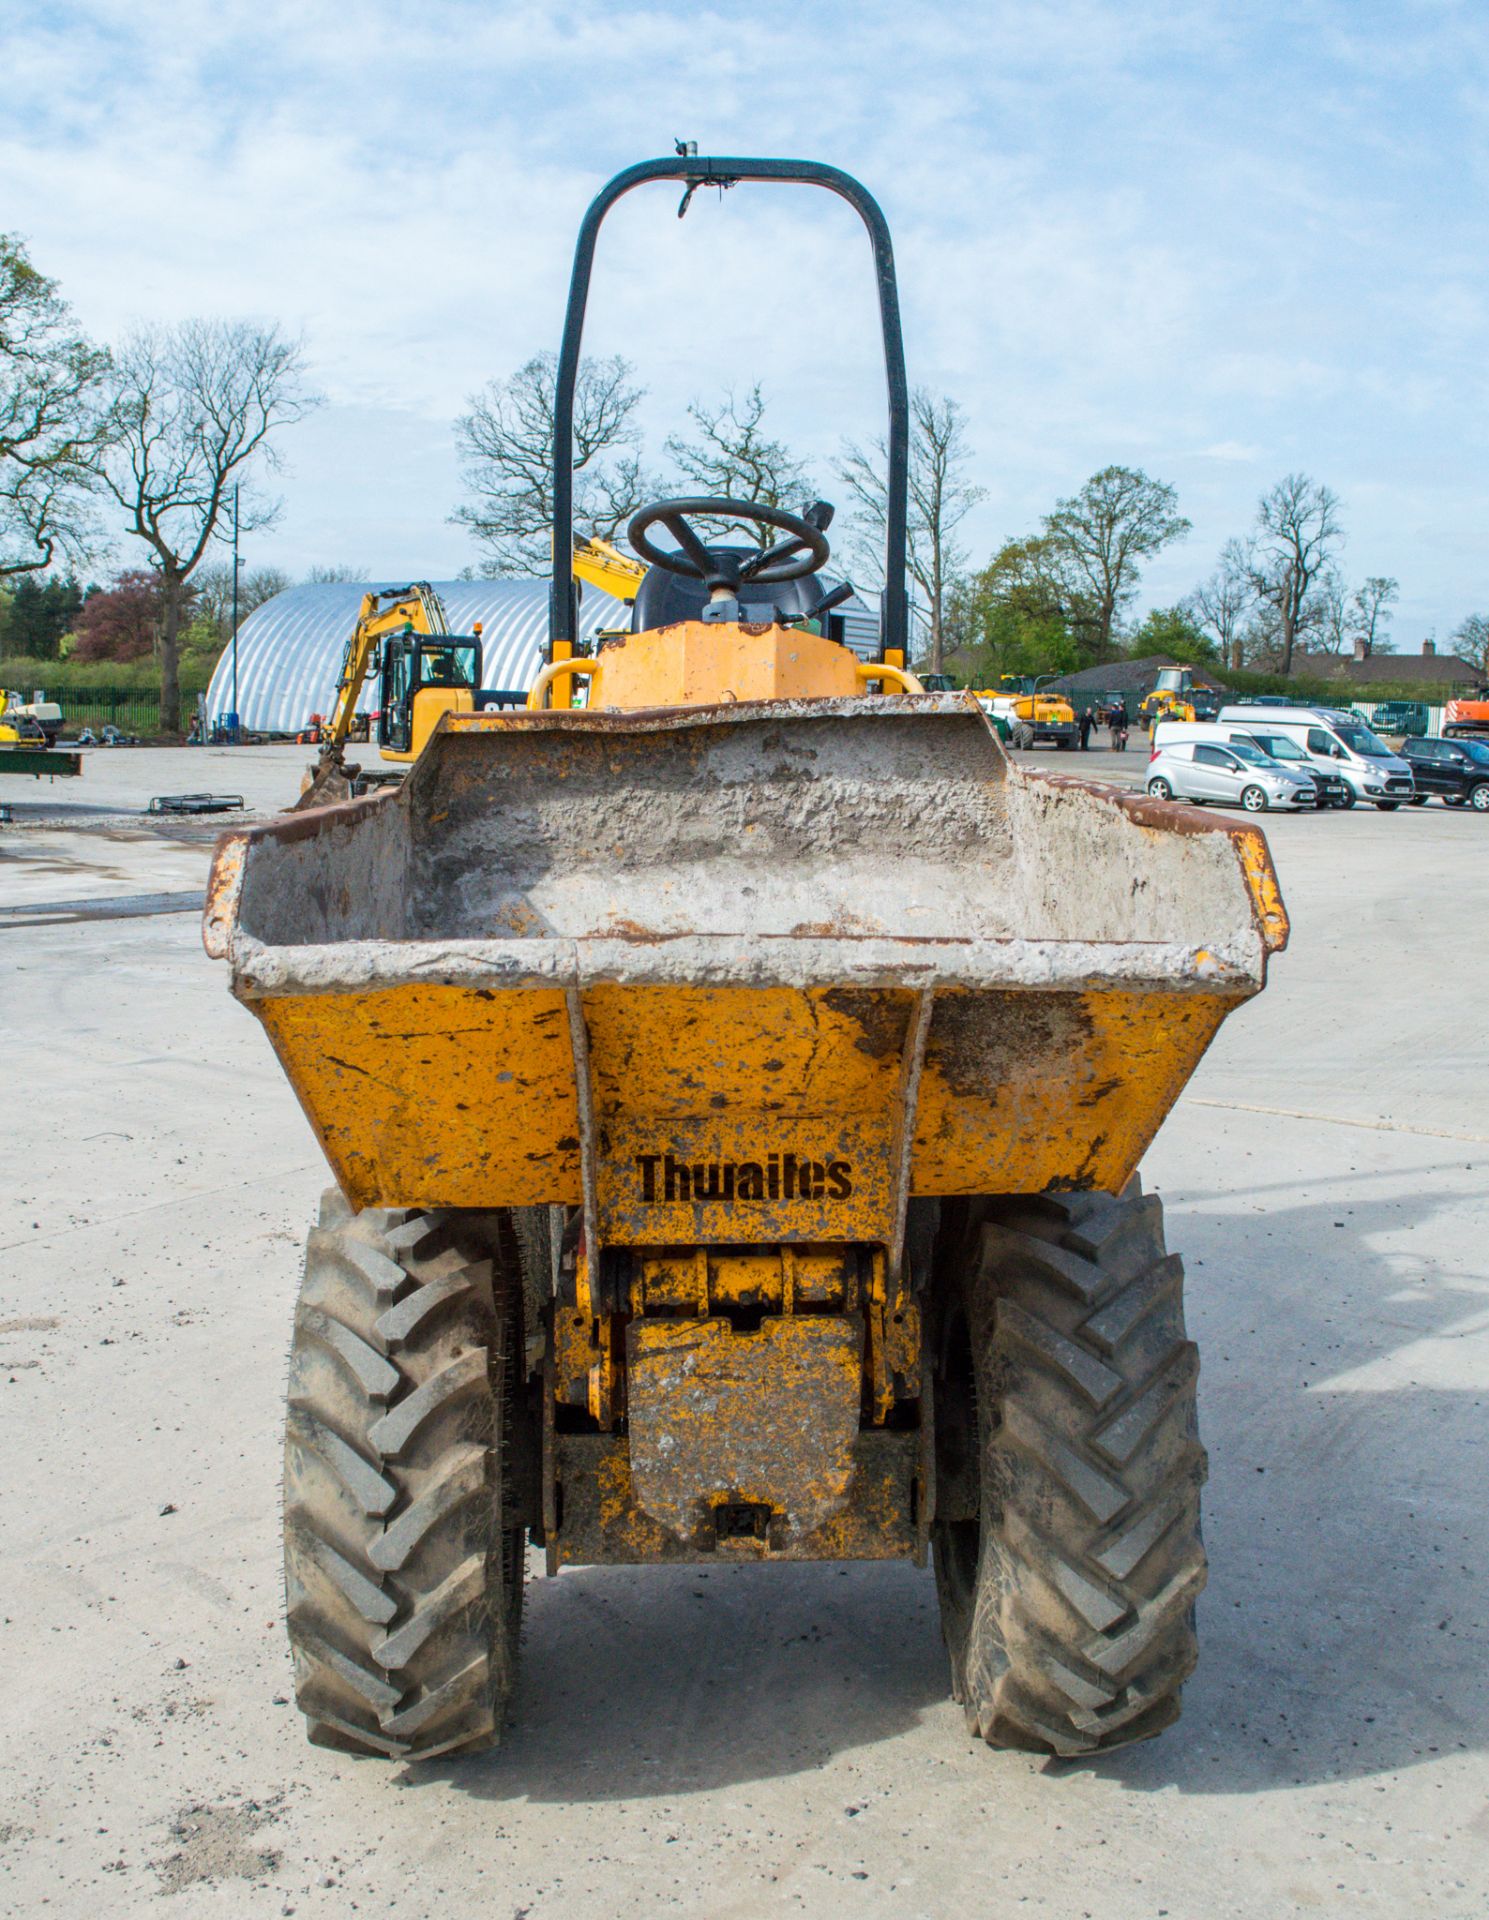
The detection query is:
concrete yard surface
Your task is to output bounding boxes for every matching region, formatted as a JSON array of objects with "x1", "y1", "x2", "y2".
[{"x1": 0, "y1": 745, "x2": 1486, "y2": 1917}]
